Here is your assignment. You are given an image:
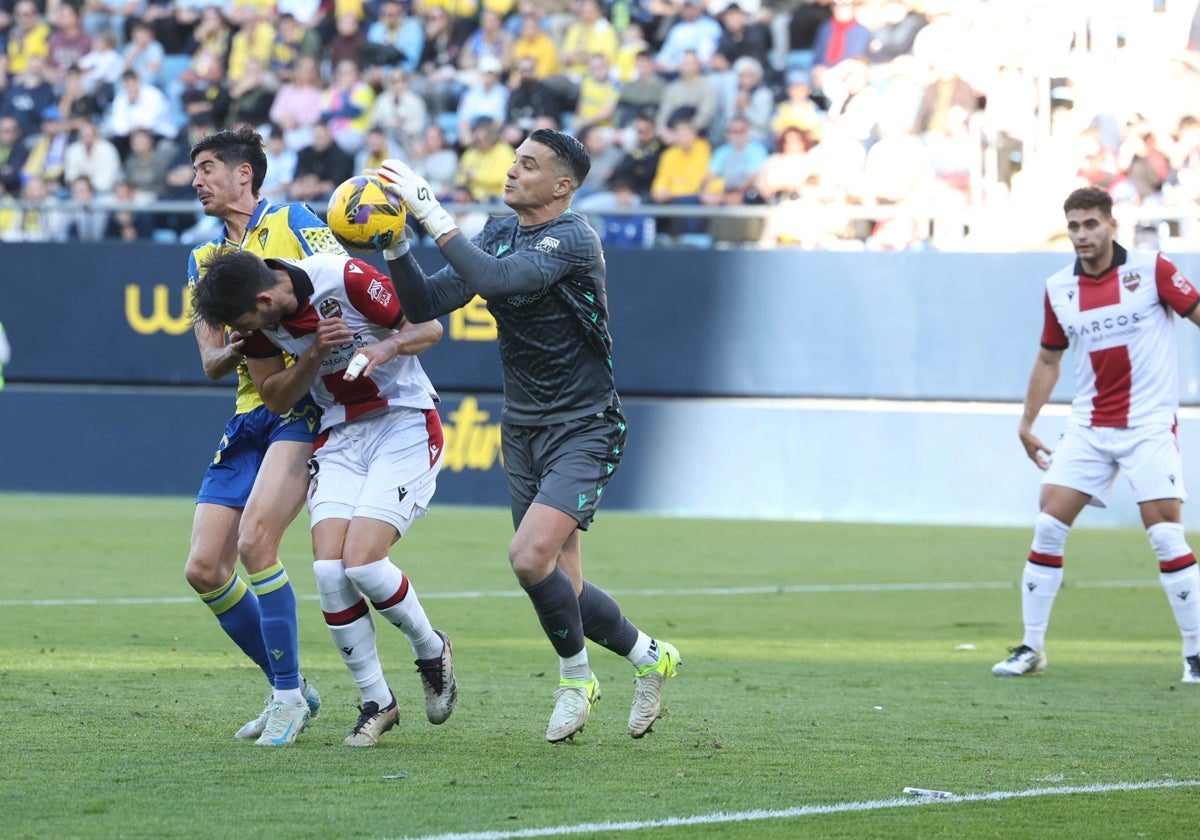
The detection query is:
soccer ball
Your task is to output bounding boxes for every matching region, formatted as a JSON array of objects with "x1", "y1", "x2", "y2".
[{"x1": 326, "y1": 174, "x2": 408, "y2": 252}]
